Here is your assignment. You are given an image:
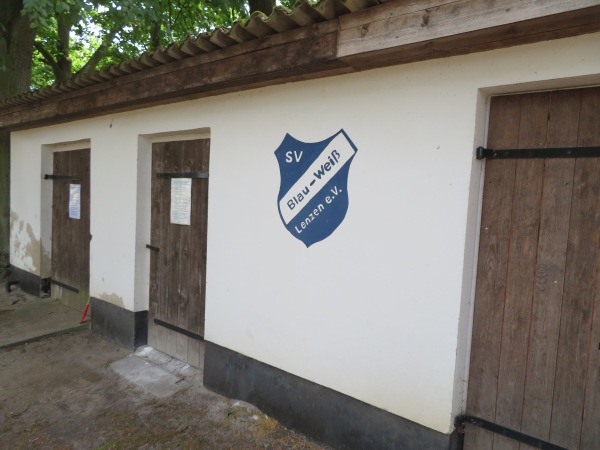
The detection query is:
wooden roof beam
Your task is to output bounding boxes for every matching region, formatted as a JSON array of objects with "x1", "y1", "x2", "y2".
[
  {"x1": 0, "y1": 27, "x2": 350, "y2": 131},
  {"x1": 338, "y1": 0, "x2": 600, "y2": 69}
]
